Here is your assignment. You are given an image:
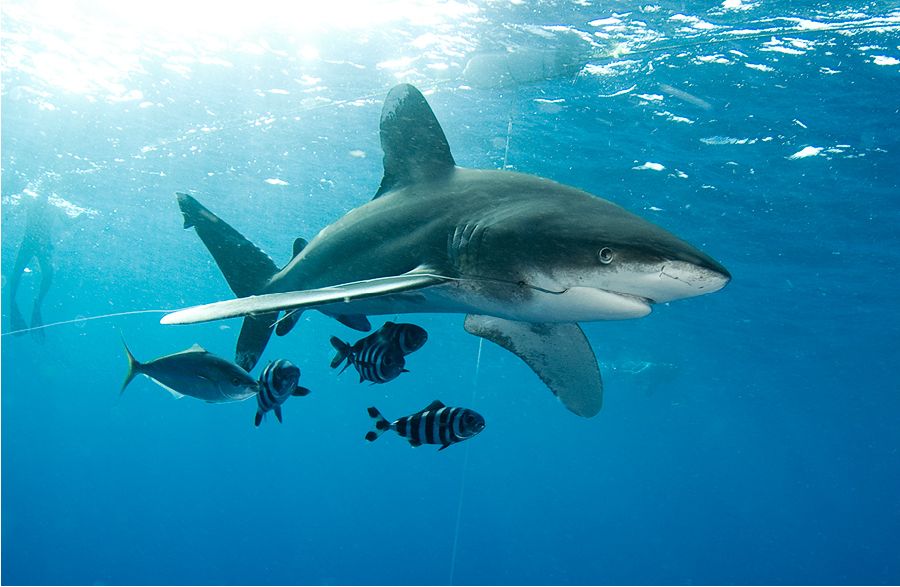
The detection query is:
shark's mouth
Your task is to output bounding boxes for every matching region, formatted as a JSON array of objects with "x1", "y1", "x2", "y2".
[
  {"x1": 547, "y1": 285, "x2": 653, "y2": 320},
  {"x1": 605, "y1": 290, "x2": 655, "y2": 306}
]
